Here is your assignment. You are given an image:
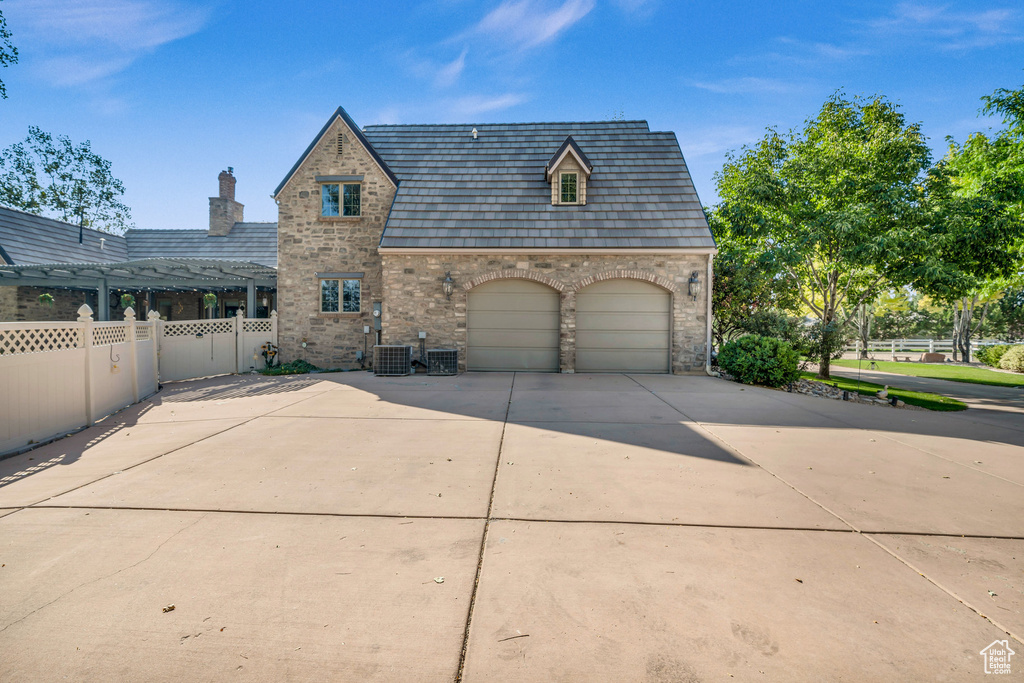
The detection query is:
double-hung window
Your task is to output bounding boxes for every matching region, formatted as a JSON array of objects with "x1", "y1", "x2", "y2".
[
  {"x1": 320, "y1": 278, "x2": 361, "y2": 313},
  {"x1": 560, "y1": 172, "x2": 578, "y2": 203},
  {"x1": 321, "y1": 183, "x2": 361, "y2": 217}
]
